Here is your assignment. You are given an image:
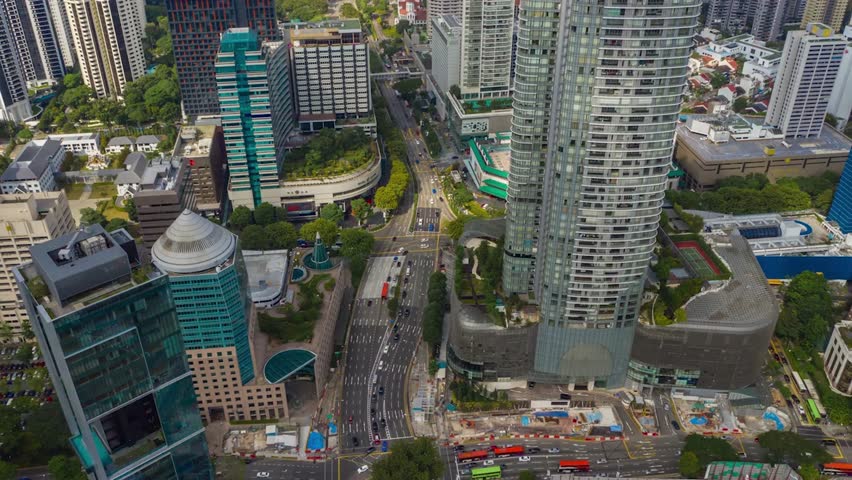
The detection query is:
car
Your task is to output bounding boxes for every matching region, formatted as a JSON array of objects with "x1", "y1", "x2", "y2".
[
  {"x1": 454, "y1": 445, "x2": 465, "y2": 452},
  {"x1": 398, "y1": 247, "x2": 406, "y2": 254},
  {"x1": 823, "y1": 439, "x2": 837, "y2": 446},
  {"x1": 404, "y1": 277, "x2": 409, "y2": 284},
  {"x1": 439, "y1": 197, "x2": 444, "y2": 202},
  {"x1": 428, "y1": 223, "x2": 434, "y2": 231},
  {"x1": 784, "y1": 374, "x2": 791, "y2": 382},
  {"x1": 404, "y1": 308, "x2": 411, "y2": 316},
  {"x1": 373, "y1": 434, "x2": 381, "y2": 445},
  {"x1": 382, "y1": 440, "x2": 389, "y2": 452},
  {"x1": 393, "y1": 324, "x2": 399, "y2": 332},
  {"x1": 527, "y1": 447, "x2": 540, "y2": 454},
  {"x1": 383, "y1": 345, "x2": 389, "y2": 354},
  {"x1": 372, "y1": 392, "x2": 377, "y2": 400},
  {"x1": 415, "y1": 159, "x2": 420, "y2": 164},
  {"x1": 353, "y1": 436, "x2": 360, "y2": 446},
  {"x1": 379, "y1": 386, "x2": 384, "y2": 395},
  {"x1": 483, "y1": 460, "x2": 494, "y2": 466},
  {"x1": 392, "y1": 236, "x2": 397, "y2": 241},
  {"x1": 432, "y1": 188, "x2": 437, "y2": 194},
  {"x1": 407, "y1": 260, "x2": 413, "y2": 266},
  {"x1": 394, "y1": 333, "x2": 400, "y2": 341},
  {"x1": 721, "y1": 435, "x2": 732, "y2": 440},
  {"x1": 738, "y1": 452, "x2": 747, "y2": 458},
  {"x1": 381, "y1": 417, "x2": 386, "y2": 425},
  {"x1": 357, "y1": 465, "x2": 369, "y2": 474},
  {"x1": 547, "y1": 448, "x2": 560, "y2": 454},
  {"x1": 372, "y1": 422, "x2": 378, "y2": 432},
  {"x1": 366, "y1": 446, "x2": 376, "y2": 454},
  {"x1": 459, "y1": 469, "x2": 471, "y2": 475},
  {"x1": 367, "y1": 300, "x2": 373, "y2": 306},
  {"x1": 387, "y1": 275, "x2": 392, "y2": 282},
  {"x1": 402, "y1": 290, "x2": 408, "y2": 298},
  {"x1": 560, "y1": 393, "x2": 572, "y2": 401},
  {"x1": 519, "y1": 456, "x2": 531, "y2": 462},
  {"x1": 596, "y1": 458, "x2": 608, "y2": 464},
  {"x1": 792, "y1": 395, "x2": 801, "y2": 404},
  {"x1": 416, "y1": 140, "x2": 420, "y2": 145},
  {"x1": 528, "y1": 381, "x2": 536, "y2": 389},
  {"x1": 256, "y1": 473, "x2": 270, "y2": 478},
  {"x1": 671, "y1": 420, "x2": 680, "y2": 430},
  {"x1": 452, "y1": 155, "x2": 459, "y2": 159},
  {"x1": 371, "y1": 408, "x2": 376, "y2": 415},
  {"x1": 397, "y1": 261, "x2": 402, "y2": 267},
  {"x1": 349, "y1": 415, "x2": 353, "y2": 423}
]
